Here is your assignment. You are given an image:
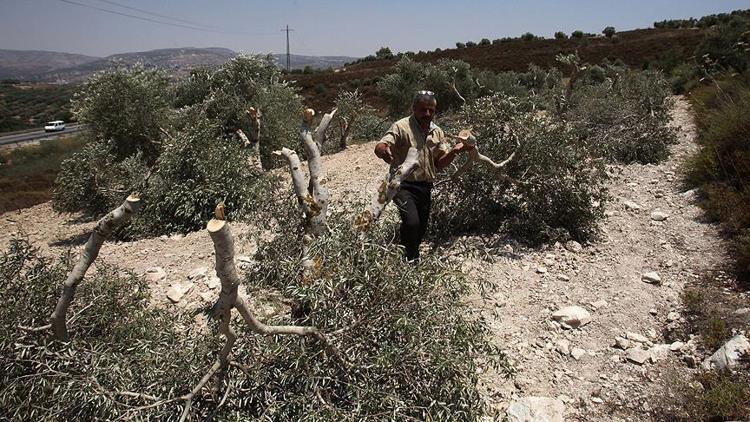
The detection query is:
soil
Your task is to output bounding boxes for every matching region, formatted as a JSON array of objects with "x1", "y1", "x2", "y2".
[{"x1": 0, "y1": 96, "x2": 734, "y2": 420}]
